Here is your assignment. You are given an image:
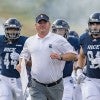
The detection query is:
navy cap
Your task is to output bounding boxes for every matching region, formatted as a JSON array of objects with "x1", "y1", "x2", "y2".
[{"x1": 36, "y1": 14, "x2": 49, "y2": 23}]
